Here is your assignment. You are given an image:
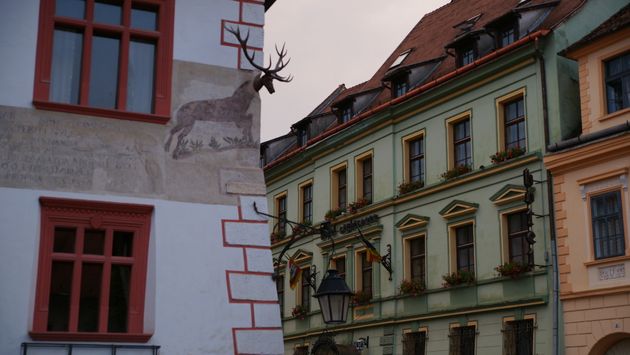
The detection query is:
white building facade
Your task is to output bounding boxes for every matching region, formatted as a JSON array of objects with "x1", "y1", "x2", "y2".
[{"x1": 0, "y1": 0, "x2": 284, "y2": 354}]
